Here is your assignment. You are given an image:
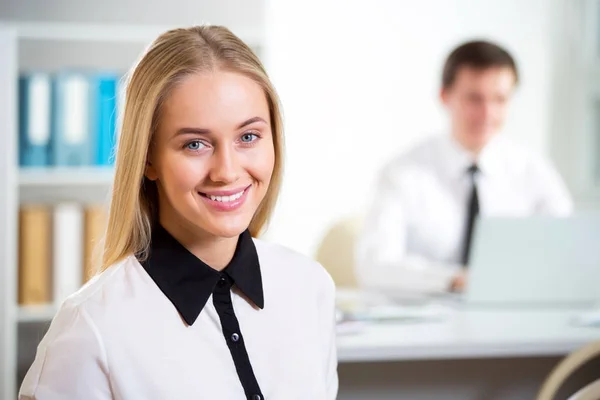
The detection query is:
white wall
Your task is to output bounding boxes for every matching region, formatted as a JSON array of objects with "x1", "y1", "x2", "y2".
[{"x1": 263, "y1": 0, "x2": 561, "y2": 257}]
